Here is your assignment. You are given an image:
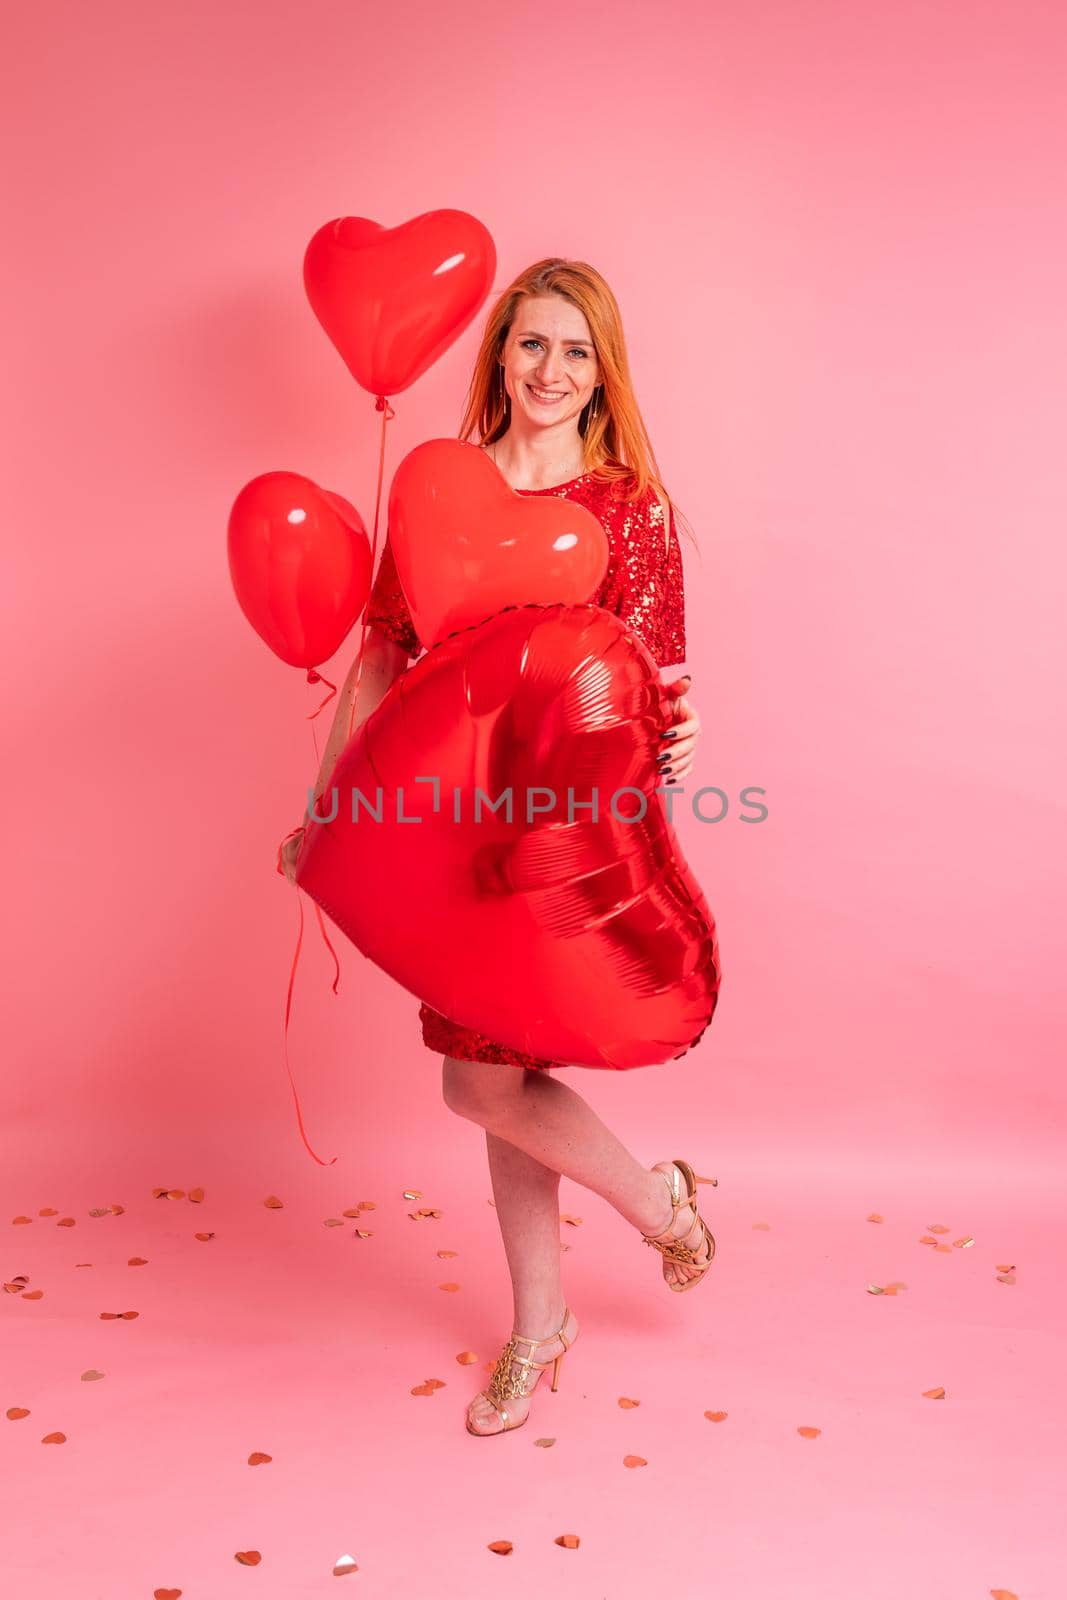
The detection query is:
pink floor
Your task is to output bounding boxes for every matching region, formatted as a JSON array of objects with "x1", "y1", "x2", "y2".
[{"x1": 4, "y1": 1131, "x2": 1059, "y2": 1600}]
